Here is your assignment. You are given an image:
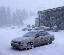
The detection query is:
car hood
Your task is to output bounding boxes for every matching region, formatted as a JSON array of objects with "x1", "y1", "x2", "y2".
[{"x1": 12, "y1": 37, "x2": 34, "y2": 43}]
